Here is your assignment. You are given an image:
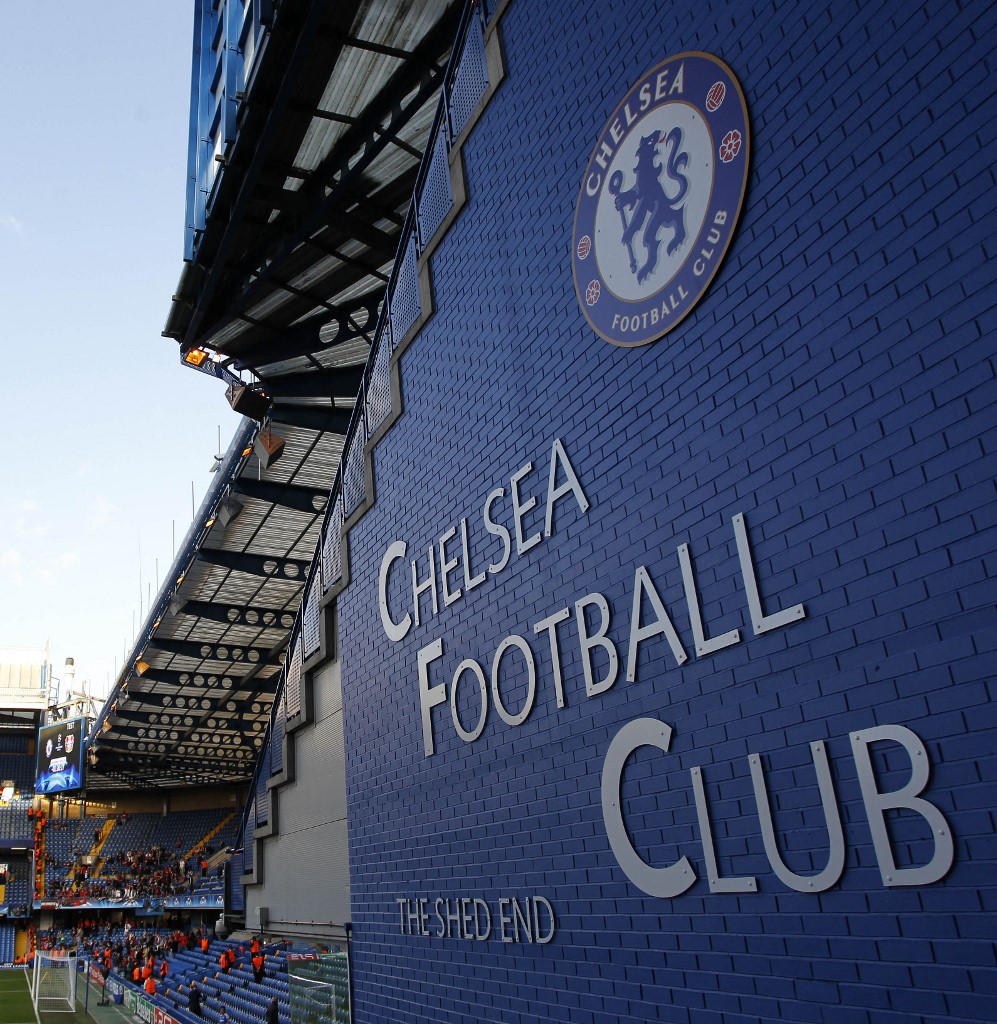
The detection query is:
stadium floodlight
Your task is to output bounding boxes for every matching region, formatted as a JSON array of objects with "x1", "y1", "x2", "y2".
[
  {"x1": 216, "y1": 496, "x2": 244, "y2": 527},
  {"x1": 183, "y1": 347, "x2": 210, "y2": 368},
  {"x1": 31, "y1": 949, "x2": 78, "y2": 1013},
  {"x1": 254, "y1": 428, "x2": 285, "y2": 469},
  {"x1": 226, "y1": 381, "x2": 271, "y2": 421}
]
